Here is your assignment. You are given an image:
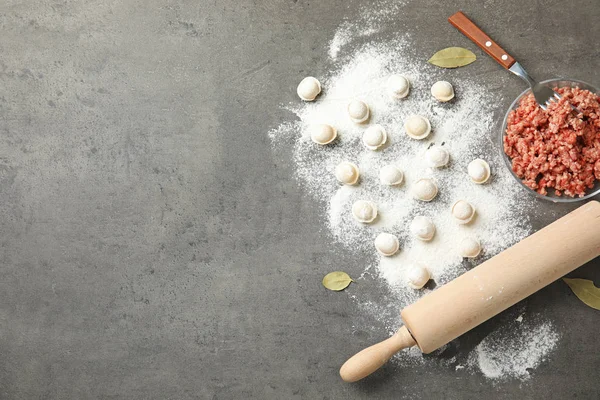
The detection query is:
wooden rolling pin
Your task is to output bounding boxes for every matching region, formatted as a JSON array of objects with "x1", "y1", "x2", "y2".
[{"x1": 340, "y1": 200, "x2": 600, "y2": 382}]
